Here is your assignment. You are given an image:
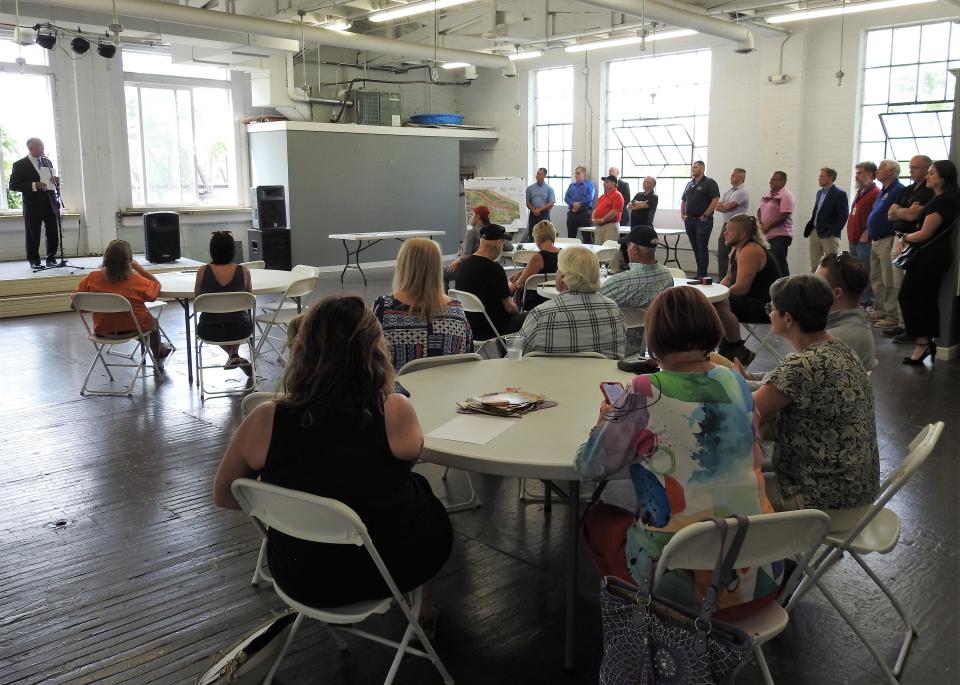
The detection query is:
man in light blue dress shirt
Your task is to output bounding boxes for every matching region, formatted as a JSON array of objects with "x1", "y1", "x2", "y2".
[
  {"x1": 564, "y1": 165, "x2": 596, "y2": 242},
  {"x1": 715, "y1": 168, "x2": 750, "y2": 278},
  {"x1": 524, "y1": 167, "x2": 556, "y2": 242}
]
